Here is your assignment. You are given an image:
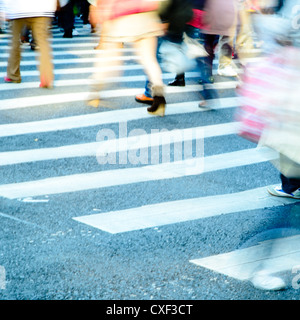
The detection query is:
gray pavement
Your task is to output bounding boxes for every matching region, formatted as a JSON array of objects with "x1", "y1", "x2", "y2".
[{"x1": 0, "y1": 18, "x2": 300, "y2": 302}]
